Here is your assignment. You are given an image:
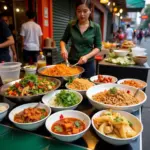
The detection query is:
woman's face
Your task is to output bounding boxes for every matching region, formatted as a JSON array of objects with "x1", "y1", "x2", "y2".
[{"x1": 76, "y1": 4, "x2": 91, "y2": 23}]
